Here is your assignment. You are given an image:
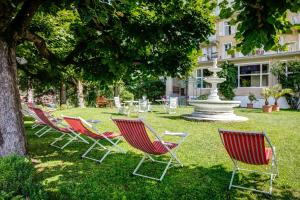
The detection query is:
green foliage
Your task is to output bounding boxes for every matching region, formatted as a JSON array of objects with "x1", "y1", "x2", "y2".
[
  {"x1": 248, "y1": 93, "x2": 257, "y2": 103},
  {"x1": 271, "y1": 61, "x2": 300, "y2": 109},
  {"x1": 218, "y1": 61, "x2": 237, "y2": 100},
  {"x1": 219, "y1": 0, "x2": 300, "y2": 54},
  {"x1": 0, "y1": 155, "x2": 47, "y2": 200},
  {"x1": 197, "y1": 94, "x2": 208, "y2": 100},
  {"x1": 120, "y1": 90, "x2": 134, "y2": 101},
  {"x1": 261, "y1": 87, "x2": 272, "y2": 105},
  {"x1": 127, "y1": 80, "x2": 165, "y2": 101}
]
